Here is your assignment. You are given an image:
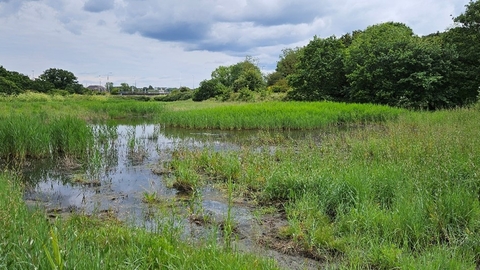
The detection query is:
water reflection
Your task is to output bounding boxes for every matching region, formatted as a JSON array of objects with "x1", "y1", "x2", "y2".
[
  {"x1": 22, "y1": 123, "x2": 335, "y2": 226},
  {"x1": 22, "y1": 124, "x2": 254, "y2": 225}
]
